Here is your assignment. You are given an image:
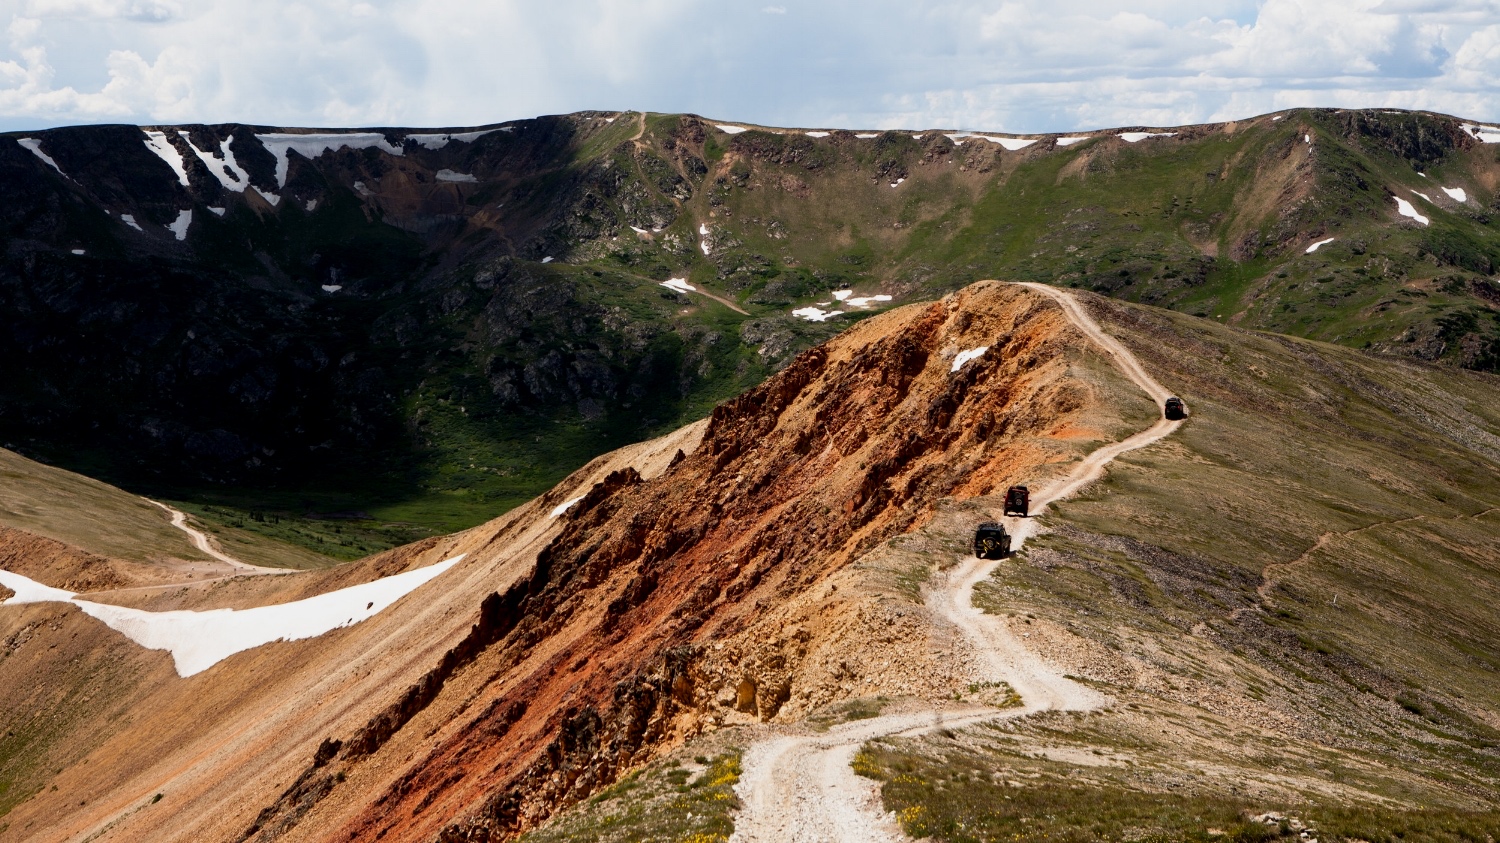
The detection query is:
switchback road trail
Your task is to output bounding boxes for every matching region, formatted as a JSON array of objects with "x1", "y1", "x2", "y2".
[{"x1": 729, "y1": 282, "x2": 1184, "y2": 842}]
